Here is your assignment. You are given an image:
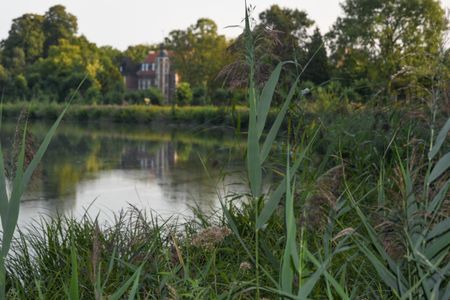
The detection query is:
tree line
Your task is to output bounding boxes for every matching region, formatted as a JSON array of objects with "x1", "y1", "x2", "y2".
[{"x1": 0, "y1": 1, "x2": 448, "y2": 105}]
